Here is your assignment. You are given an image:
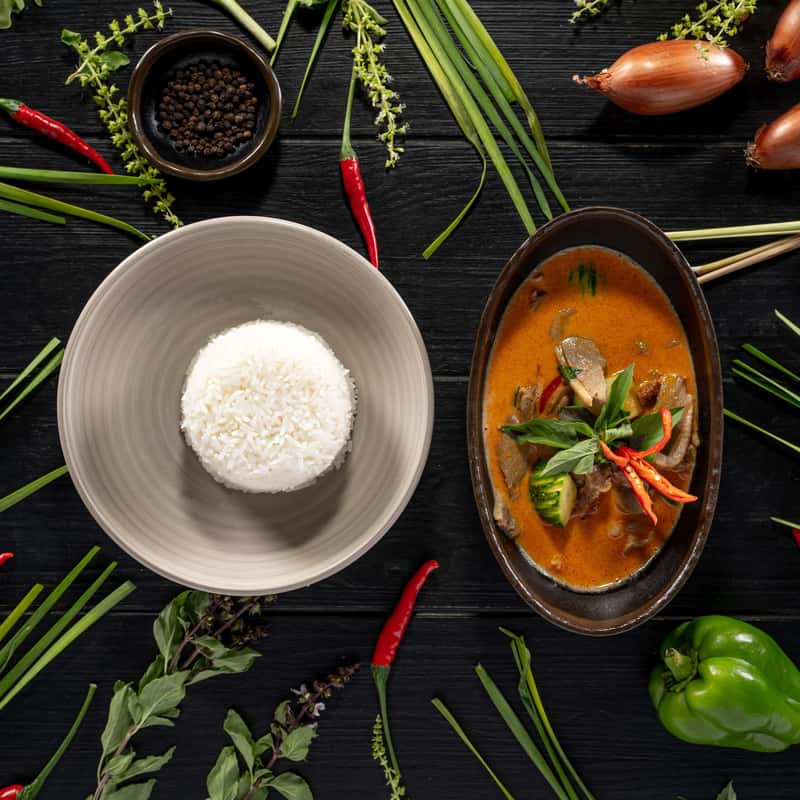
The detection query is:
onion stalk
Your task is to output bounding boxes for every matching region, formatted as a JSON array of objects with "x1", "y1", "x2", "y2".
[
  {"x1": 0, "y1": 344, "x2": 64, "y2": 424},
  {"x1": 0, "y1": 199, "x2": 66, "y2": 225},
  {"x1": 0, "y1": 166, "x2": 147, "y2": 185},
  {"x1": 0, "y1": 466, "x2": 69, "y2": 513},
  {"x1": 292, "y1": 0, "x2": 340, "y2": 118},
  {"x1": 208, "y1": 0, "x2": 275, "y2": 52}
]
